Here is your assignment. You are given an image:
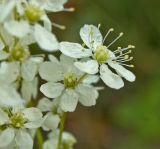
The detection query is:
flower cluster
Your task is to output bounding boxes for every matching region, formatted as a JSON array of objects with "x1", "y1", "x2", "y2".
[{"x1": 0, "y1": 0, "x2": 136, "y2": 149}]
